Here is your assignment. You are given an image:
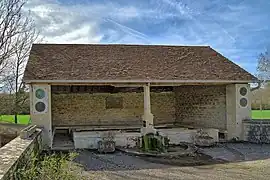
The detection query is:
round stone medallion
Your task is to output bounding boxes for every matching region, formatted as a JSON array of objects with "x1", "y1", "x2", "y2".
[
  {"x1": 240, "y1": 98, "x2": 248, "y2": 107},
  {"x1": 35, "y1": 102, "x2": 46, "y2": 112},
  {"x1": 239, "y1": 87, "x2": 247, "y2": 96},
  {"x1": 35, "y1": 88, "x2": 45, "y2": 99}
]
